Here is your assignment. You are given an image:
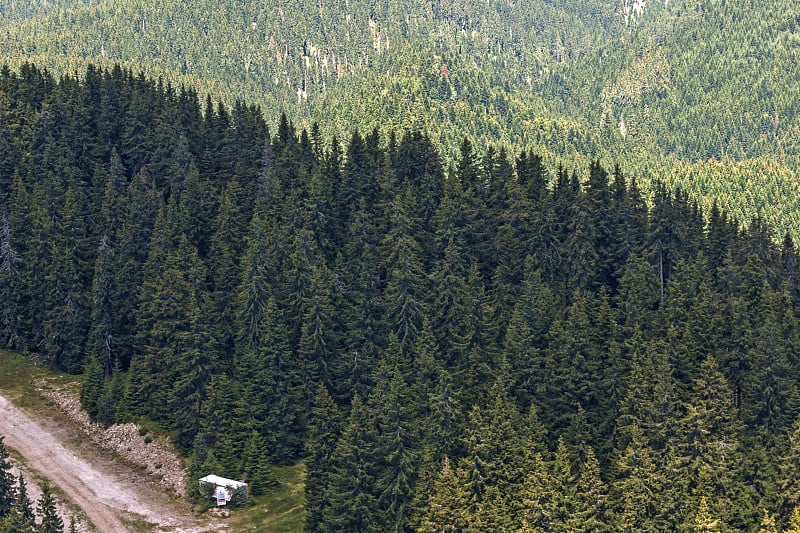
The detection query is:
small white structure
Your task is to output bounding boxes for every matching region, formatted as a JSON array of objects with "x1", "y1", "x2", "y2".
[{"x1": 198, "y1": 475, "x2": 248, "y2": 506}]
